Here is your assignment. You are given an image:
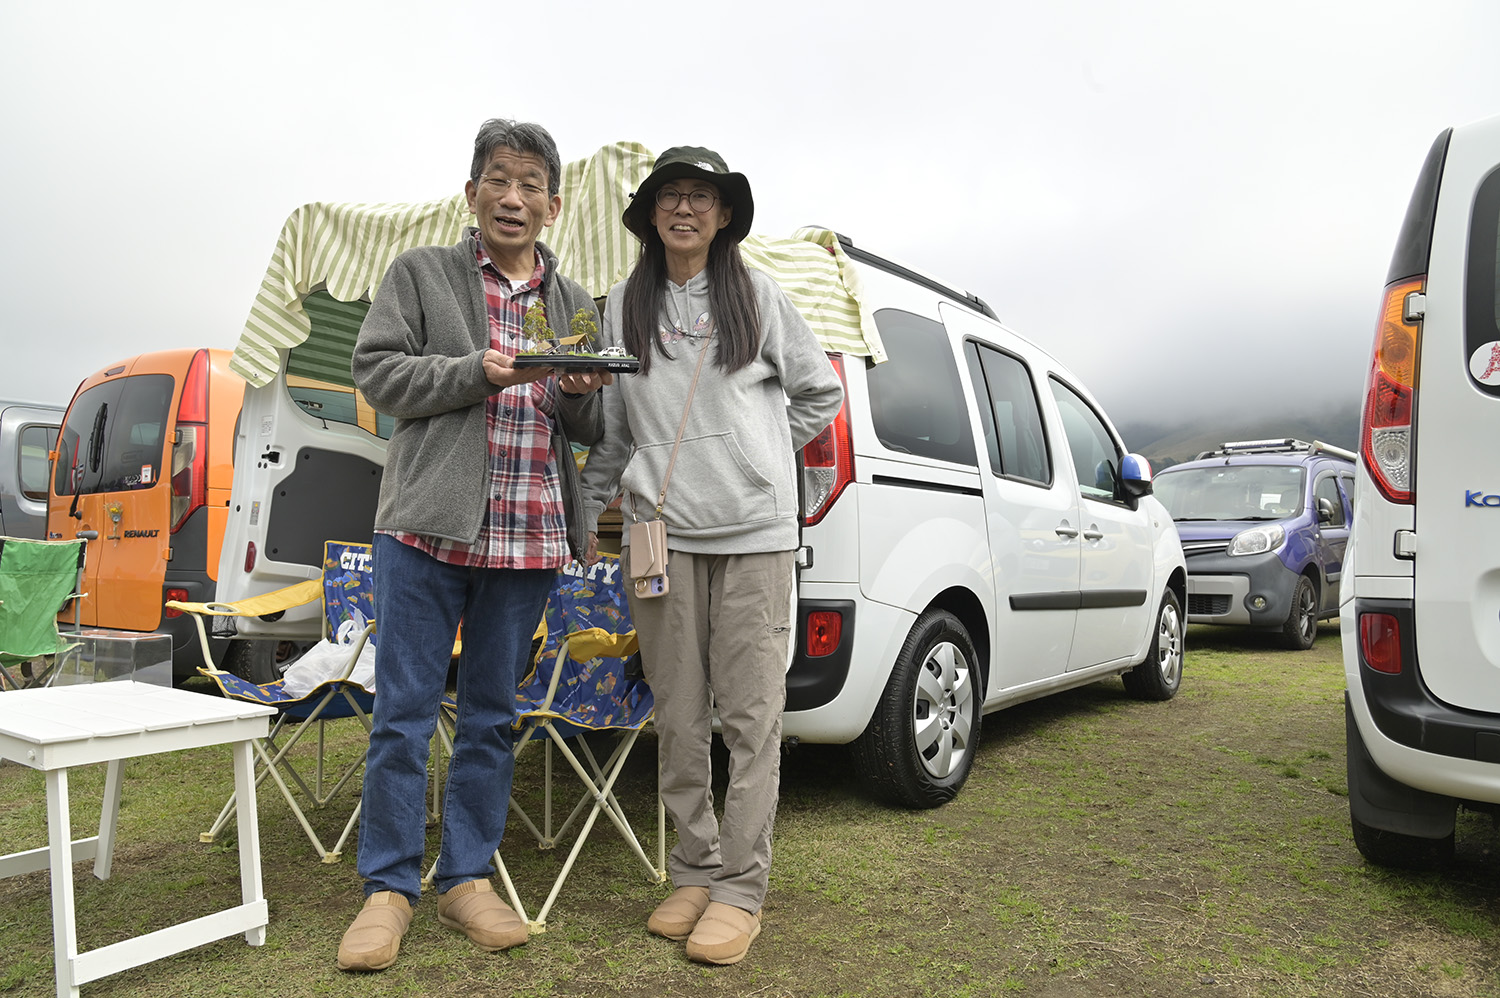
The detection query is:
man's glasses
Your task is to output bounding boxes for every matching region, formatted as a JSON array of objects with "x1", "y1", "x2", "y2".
[
  {"x1": 655, "y1": 187, "x2": 719, "y2": 212},
  {"x1": 479, "y1": 175, "x2": 548, "y2": 201}
]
